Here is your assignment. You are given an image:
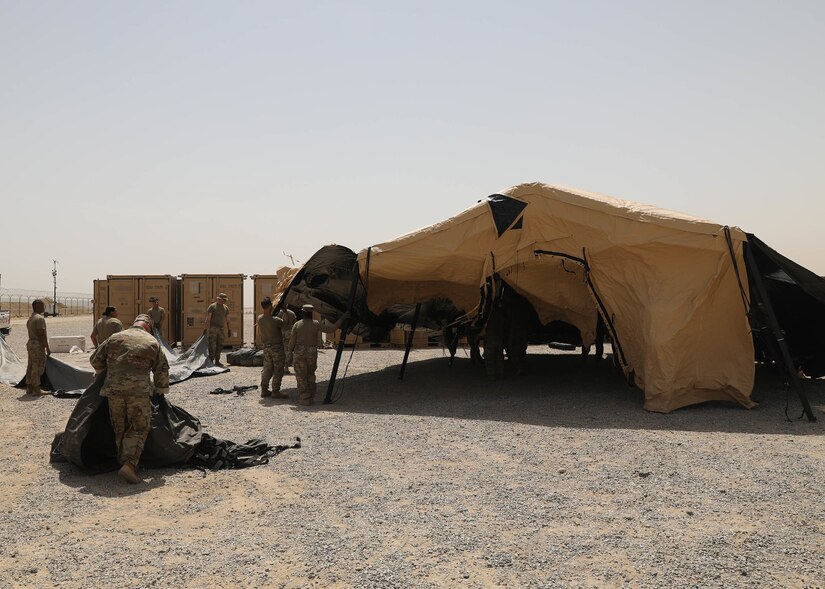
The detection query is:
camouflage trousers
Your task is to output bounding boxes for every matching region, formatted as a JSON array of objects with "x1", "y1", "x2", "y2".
[
  {"x1": 25, "y1": 340, "x2": 46, "y2": 388},
  {"x1": 282, "y1": 335, "x2": 293, "y2": 366},
  {"x1": 207, "y1": 326, "x2": 225, "y2": 364},
  {"x1": 261, "y1": 343, "x2": 286, "y2": 393},
  {"x1": 484, "y1": 340, "x2": 504, "y2": 378},
  {"x1": 107, "y1": 395, "x2": 151, "y2": 467},
  {"x1": 292, "y1": 345, "x2": 318, "y2": 405}
]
